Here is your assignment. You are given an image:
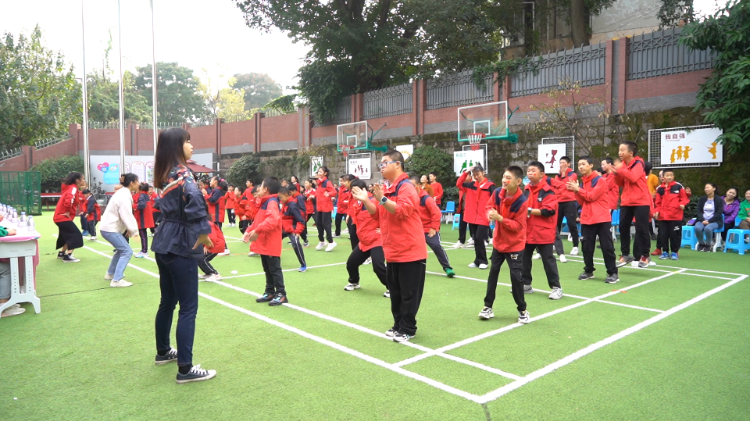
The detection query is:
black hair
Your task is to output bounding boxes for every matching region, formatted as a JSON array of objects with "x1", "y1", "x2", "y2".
[
  {"x1": 428, "y1": 172, "x2": 437, "y2": 178},
  {"x1": 505, "y1": 166, "x2": 524, "y2": 180},
  {"x1": 472, "y1": 164, "x2": 485, "y2": 172},
  {"x1": 64, "y1": 172, "x2": 83, "y2": 185},
  {"x1": 382, "y1": 150, "x2": 405, "y2": 169},
  {"x1": 350, "y1": 179, "x2": 368, "y2": 191},
  {"x1": 251, "y1": 186, "x2": 258, "y2": 194},
  {"x1": 153, "y1": 127, "x2": 190, "y2": 189},
  {"x1": 560, "y1": 156, "x2": 571, "y2": 164},
  {"x1": 706, "y1": 182, "x2": 718, "y2": 192},
  {"x1": 527, "y1": 161, "x2": 545, "y2": 173},
  {"x1": 278, "y1": 186, "x2": 291, "y2": 196},
  {"x1": 81, "y1": 189, "x2": 91, "y2": 195},
  {"x1": 578, "y1": 156, "x2": 594, "y2": 165},
  {"x1": 620, "y1": 141, "x2": 638, "y2": 156},
  {"x1": 726, "y1": 186, "x2": 739, "y2": 196},
  {"x1": 318, "y1": 166, "x2": 330, "y2": 177},
  {"x1": 409, "y1": 174, "x2": 420, "y2": 184},
  {"x1": 305, "y1": 178, "x2": 317, "y2": 188},
  {"x1": 263, "y1": 177, "x2": 281, "y2": 194},
  {"x1": 212, "y1": 176, "x2": 228, "y2": 193},
  {"x1": 663, "y1": 169, "x2": 675, "y2": 176},
  {"x1": 342, "y1": 174, "x2": 357, "y2": 182},
  {"x1": 602, "y1": 157, "x2": 614, "y2": 165},
  {"x1": 120, "y1": 173, "x2": 139, "y2": 188},
  {"x1": 290, "y1": 175, "x2": 299, "y2": 183},
  {"x1": 644, "y1": 161, "x2": 653, "y2": 173},
  {"x1": 139, "y1": 182, "x2": 150, "y2": 192}
]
